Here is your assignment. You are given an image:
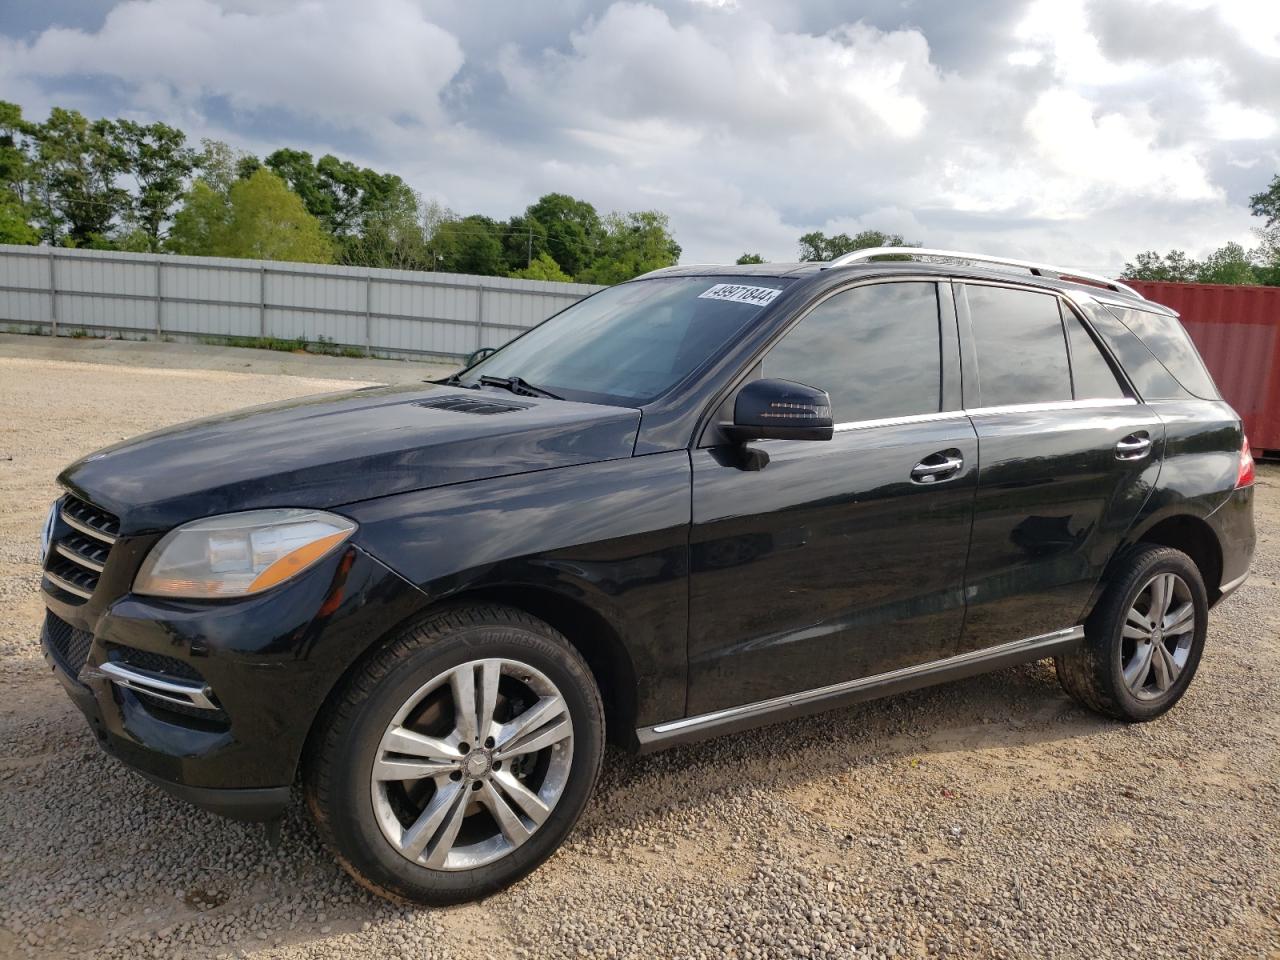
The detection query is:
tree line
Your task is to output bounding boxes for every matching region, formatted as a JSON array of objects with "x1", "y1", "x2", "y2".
[
  {"x1": 0, "y1": 101, "x2": 681, "y2": 283},
  {"x1": 1121, "y1": 175, "x2": 1280, "y2": 286}
]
